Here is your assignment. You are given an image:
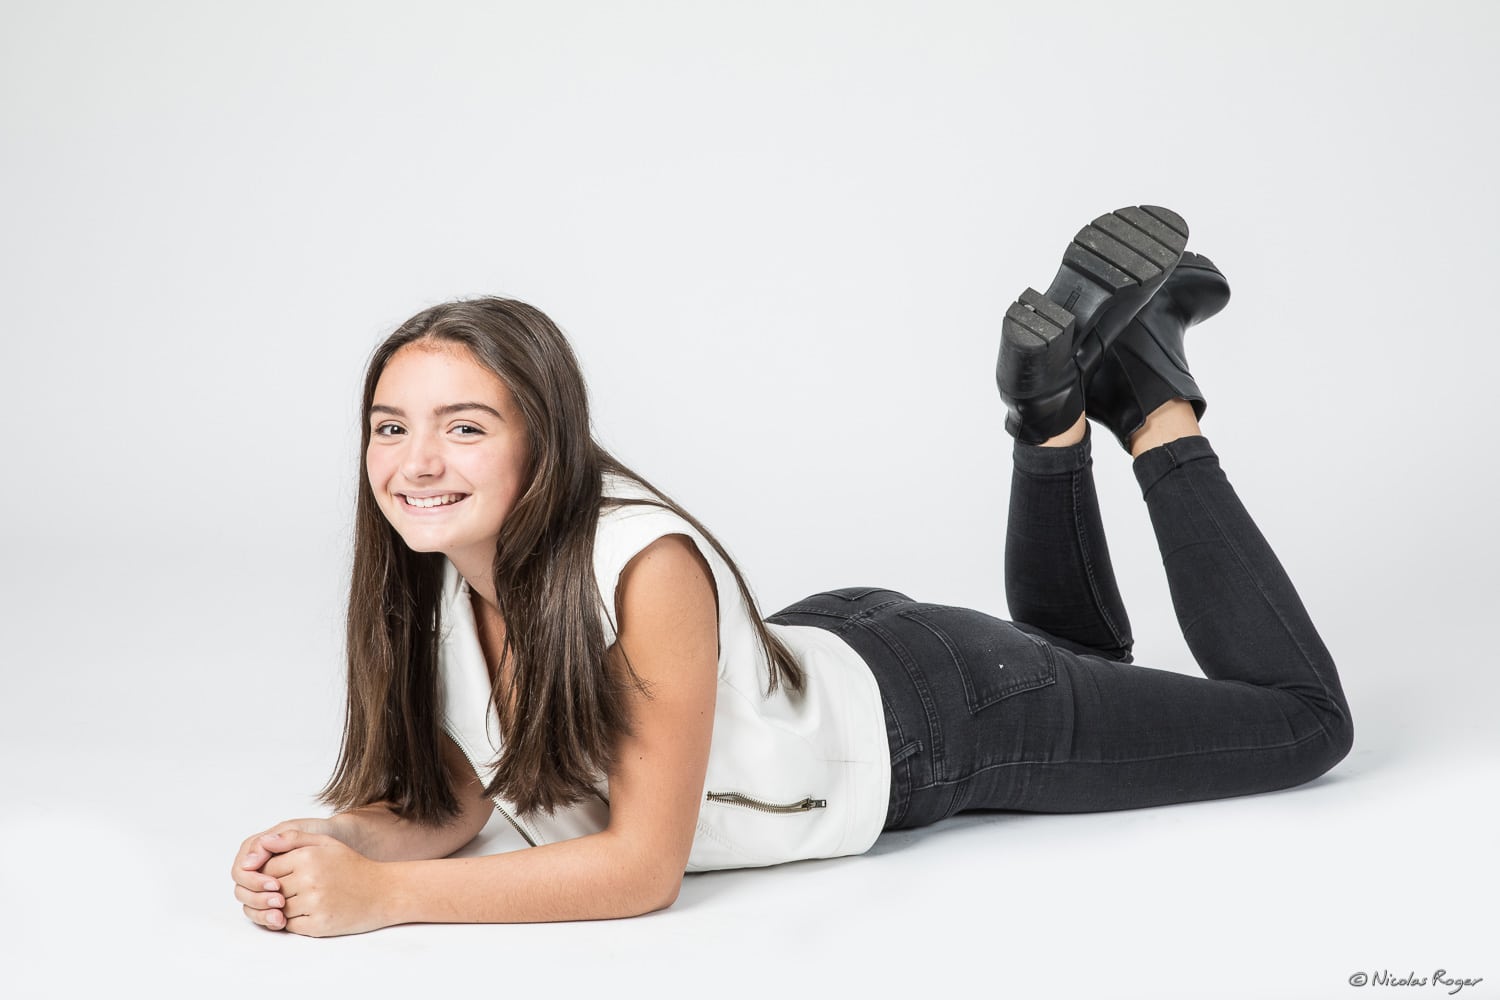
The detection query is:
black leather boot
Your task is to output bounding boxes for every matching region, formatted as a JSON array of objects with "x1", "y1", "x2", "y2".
[
  {"x1": 997, "y1": 205, "x2": 1189, "y2": 444},
  {"x1": 1085, "y1": 250, "x2": 1230, "y2": 452}
]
